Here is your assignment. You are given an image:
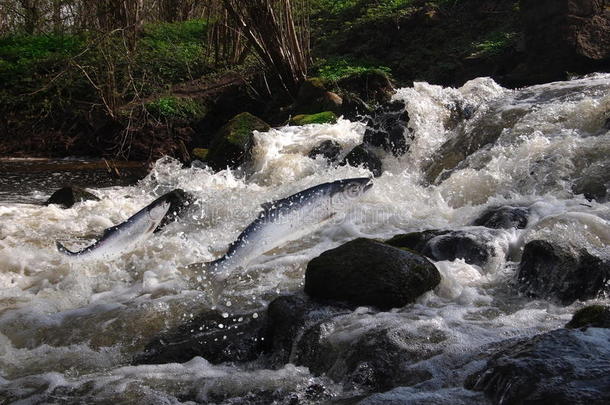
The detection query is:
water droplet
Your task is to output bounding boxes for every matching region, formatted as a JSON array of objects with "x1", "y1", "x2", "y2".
[{"x1": 252, "y1": 313, "x2": 258, "y2": 319}]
